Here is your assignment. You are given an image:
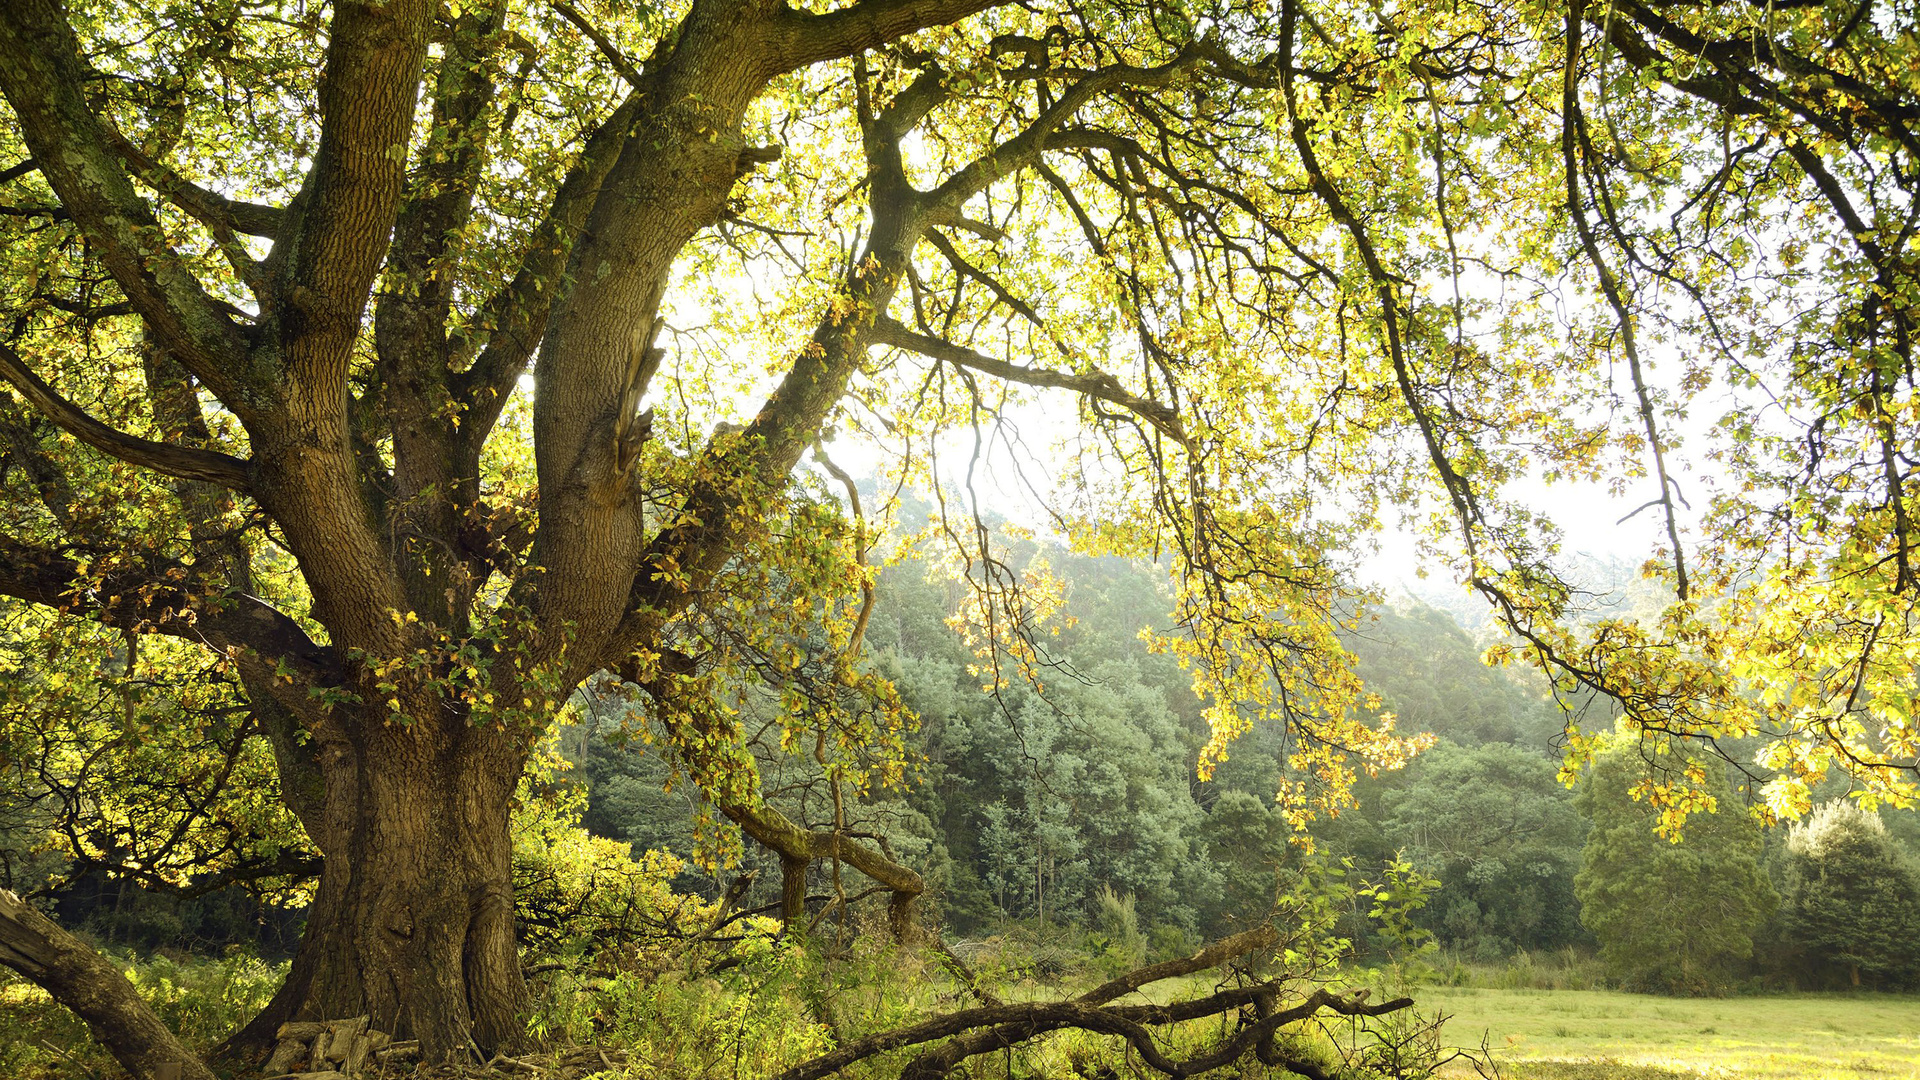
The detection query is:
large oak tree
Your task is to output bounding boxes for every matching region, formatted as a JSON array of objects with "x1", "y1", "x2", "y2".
[{"x1": 1, "y1": 0, "x2": 1916, "y2": 1066}]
